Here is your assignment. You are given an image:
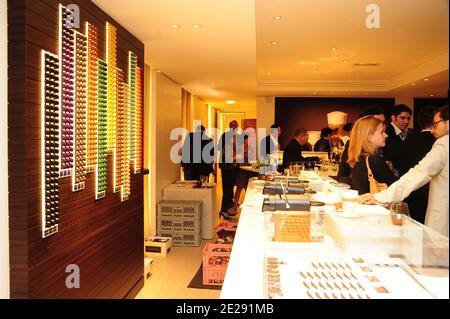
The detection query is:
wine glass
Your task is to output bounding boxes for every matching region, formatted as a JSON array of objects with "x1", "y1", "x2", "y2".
[
  {"x1": 200, "y1": 175, "x2": 208, "y2": 187},
  {"x1": 390, "y1": 202, "x2": 410, "y2": 226}
]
